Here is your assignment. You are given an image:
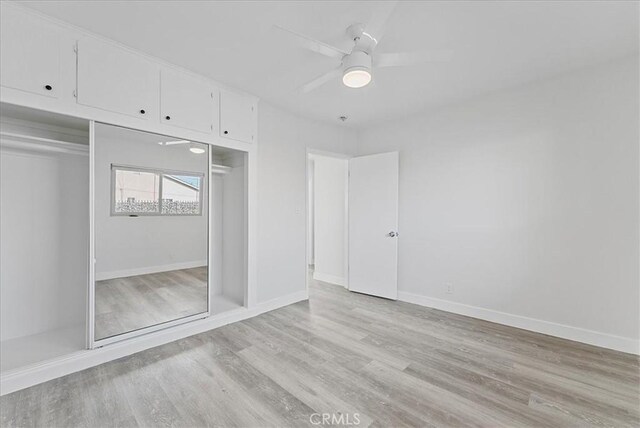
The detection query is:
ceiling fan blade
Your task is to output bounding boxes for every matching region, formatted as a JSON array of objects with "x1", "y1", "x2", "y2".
[
  {"x1": 300, "y1": 66, "x2": 342, "y2": 93},
  {"x1": 160, "y1": 140, "x2": 191, "y2": 146},
  {"x1": 374, "y1": 50, "x2": 454, "y2": 68},
  {"x1": 364, "y1": 0, "x2": 398, "y2": 43},
  {"x1": 274, "y1": 25, "x2": 348, "y2": 59}
]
